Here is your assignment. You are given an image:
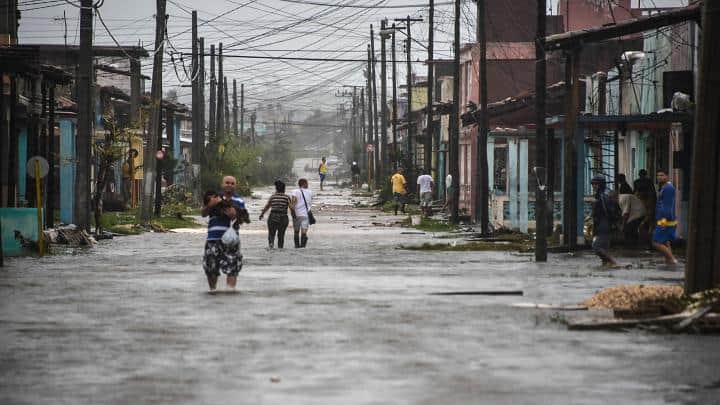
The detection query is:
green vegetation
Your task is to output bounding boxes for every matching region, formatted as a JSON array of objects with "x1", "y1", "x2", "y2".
[
  {"x1": 412, "y1": 217, "x2": 456, "y2": 232},
  {"x1": 202, "y1": 130, "x2": 295, "y2": 194},
  {"x1": 98, "y1": 207, "x2": 200, "y2": 235}
]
